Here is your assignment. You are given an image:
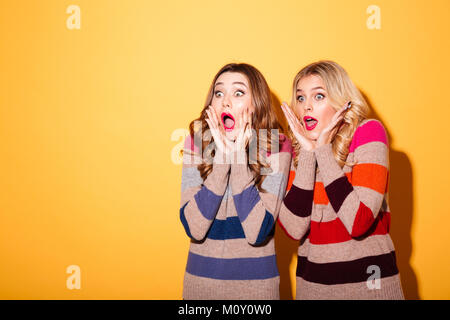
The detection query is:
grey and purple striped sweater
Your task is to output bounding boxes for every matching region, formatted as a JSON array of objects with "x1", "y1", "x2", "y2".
[{"x1": 179, "y1": 134, "x2": 292, "y2": 299}]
